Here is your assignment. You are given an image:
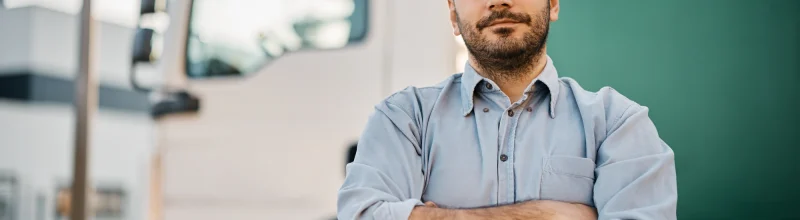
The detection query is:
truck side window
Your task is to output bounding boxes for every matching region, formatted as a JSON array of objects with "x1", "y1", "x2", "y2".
[{"x1": 185, "y1": 0, "x2": 369, "y2": 78}]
